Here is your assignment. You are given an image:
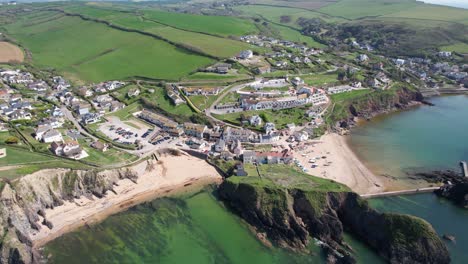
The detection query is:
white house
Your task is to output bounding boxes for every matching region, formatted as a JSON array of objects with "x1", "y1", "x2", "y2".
[
  {"x1": 249, "y1": 115, "x2": 263, "y2": 126},
  {"x1": 238, "y1": 50, "x2": 253, "y2": 59},
  {"x1": 35, "y1": 126, "x2": 63, "y2": 143},
  {"x1": 294, "y1": 131, "x2": 309, "y2": 142}
]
